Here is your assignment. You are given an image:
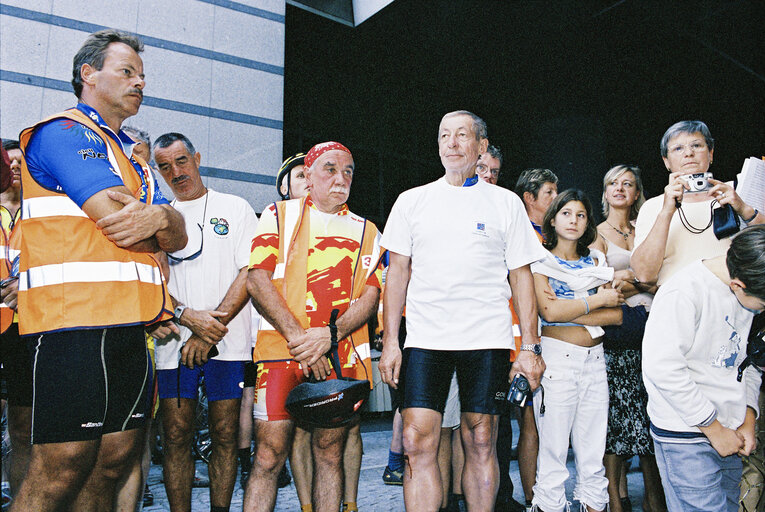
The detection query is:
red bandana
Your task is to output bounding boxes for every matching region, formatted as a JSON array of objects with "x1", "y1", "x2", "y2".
[{"x1": 304, "y1": 141, "x2": 352, "y2": 169}]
